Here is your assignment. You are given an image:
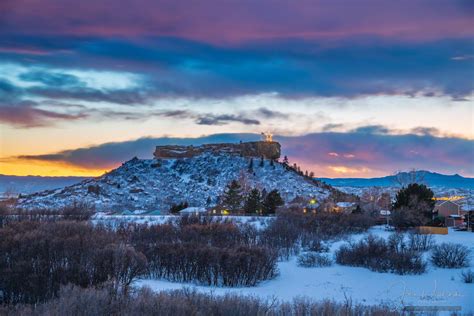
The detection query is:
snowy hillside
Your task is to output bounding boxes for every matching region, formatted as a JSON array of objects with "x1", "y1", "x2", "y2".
[{"x1": 17, "y1": 152, "x2": 336, "y2": 212}]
